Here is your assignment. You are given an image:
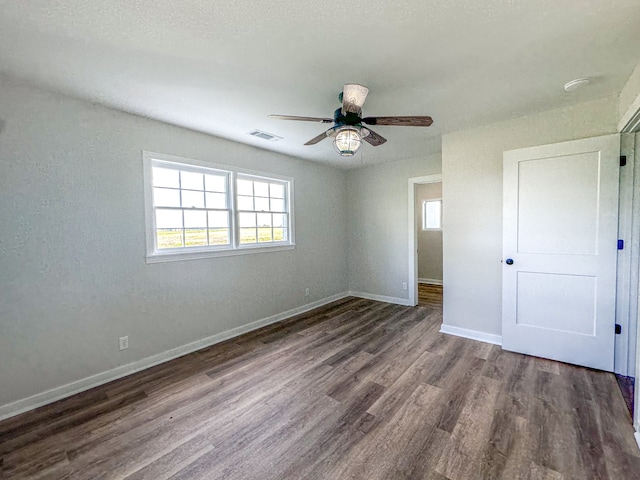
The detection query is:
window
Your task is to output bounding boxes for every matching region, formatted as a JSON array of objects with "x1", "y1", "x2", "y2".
[
  {"x1": 151, "y1": 164, "x2": 231, "y2": 250},
  {"x1": 422, "y1": 199, "x2": 442, "y2": 230},
  {"x1": 144, "y1": 152, "x2": 294, "y2": 262},
  {"x1": 237, "y1": 176, "x2": 289, "y2": 245}
]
